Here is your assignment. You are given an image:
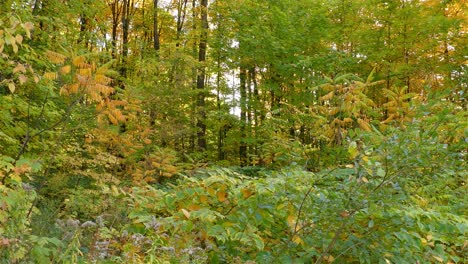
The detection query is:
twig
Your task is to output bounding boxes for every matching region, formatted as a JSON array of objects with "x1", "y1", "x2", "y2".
[{"x1": 291, "y1": 168, "x2": 337, "y2": 241}]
